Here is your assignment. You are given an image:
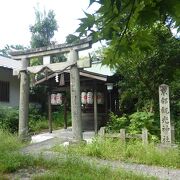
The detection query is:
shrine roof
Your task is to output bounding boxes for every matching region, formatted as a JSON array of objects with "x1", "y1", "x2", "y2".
[
  {"x1": 84, "y1": 62, "x2": 115, "y2": 76},
  {"x1": 0, "y1": 55, "x2": 21, "y2": 69}
]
